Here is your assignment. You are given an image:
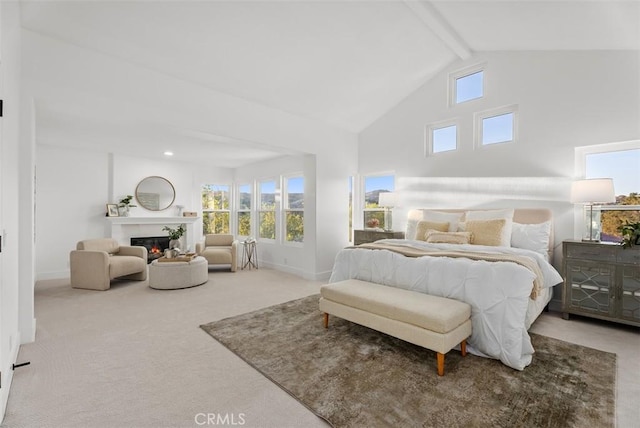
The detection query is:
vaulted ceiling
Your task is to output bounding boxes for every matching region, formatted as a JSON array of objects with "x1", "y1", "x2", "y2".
[{"x1": 19, "y1": 0, "x2": 640, "y2": 167}]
